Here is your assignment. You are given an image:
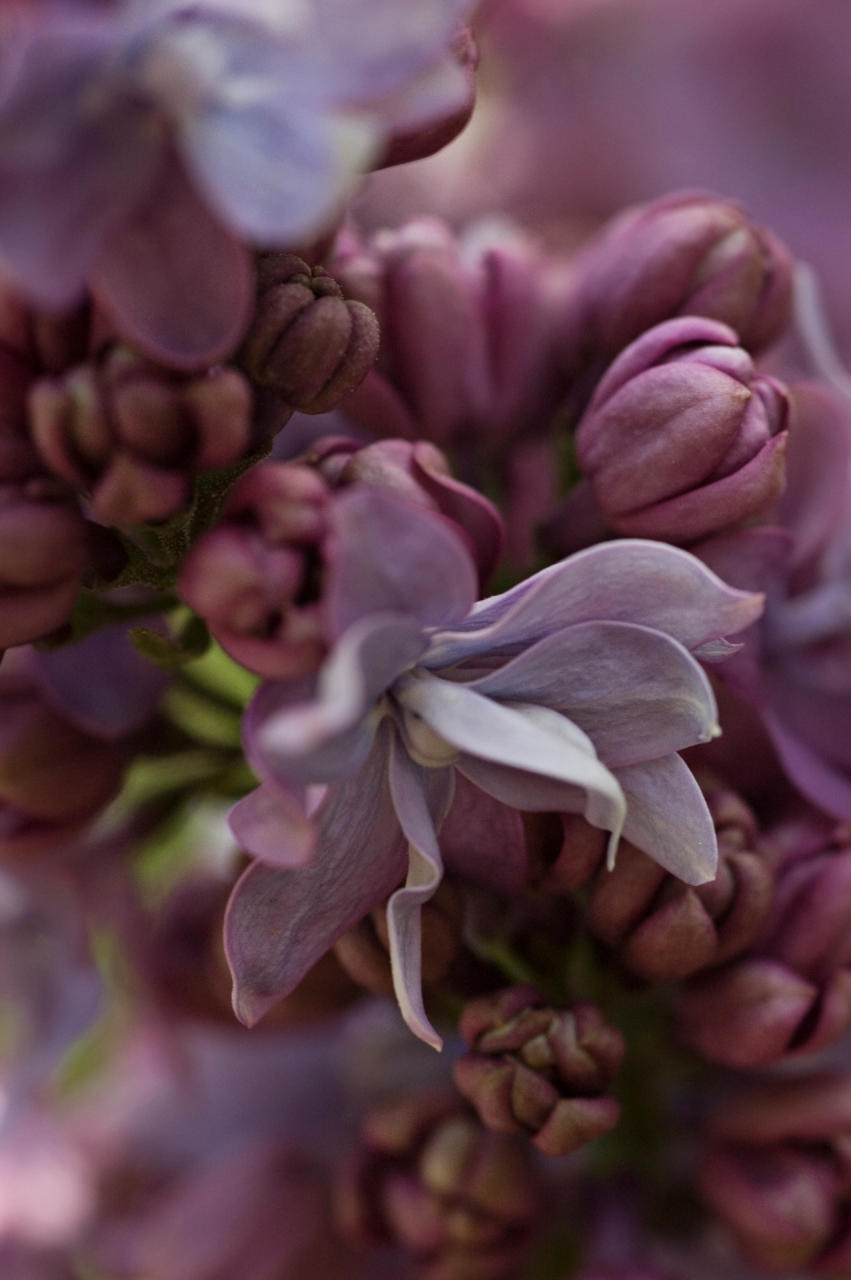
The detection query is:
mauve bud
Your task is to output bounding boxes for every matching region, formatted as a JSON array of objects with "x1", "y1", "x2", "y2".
[
  {"x1": 334, "y1": 881, "x2": 464, "y2": 997},
  {"x1": 177, "y1": 461, "x2": 331, "y2": 679},
  {"x1": 562, "y1": 191, "x2": 794, "y2": 366},
  {"x1": 28, "y1": 346, "x2": 253, "y2": 527},
  {"x1": 701, "y1": 1073, "x2": 851, "y2": 1273},
  {"x1": 313, "y1": 436, "x2": 504, "y2": 586},
  {"x1": 678, "y1": 833, "x2": 851, "y2": 1066},
  {"x1": 0, "y1": 281, "x2": 89, "y2": 430},
  {"x1": 576, "y1": 316, "x2": 790, "y2": 543},
  {"x1": 0, "y1": 438, "x2": 88, "y2": 648},
  {"x1": 453, "y1": 986, "x2": 624, "y2": 1157},
  {"x1": 241, "y1": 253, "x2": 379, "y2": 414},
  {"x1": 336, "y1": 1090, "x2": 543, "y2": 1280},
  {"x1": 586, "y1": 777, "x2": 773, "y2": 981}
]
